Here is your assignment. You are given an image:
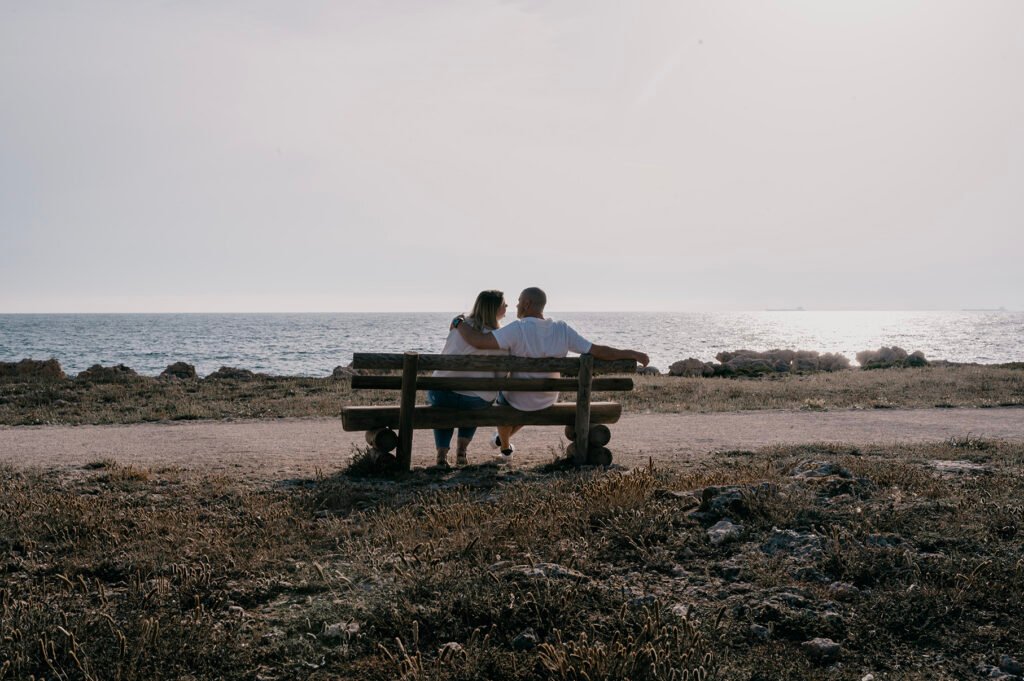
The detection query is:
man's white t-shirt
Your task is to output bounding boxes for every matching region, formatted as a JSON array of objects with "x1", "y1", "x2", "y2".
[{"x1": 490, "y1": 317, "x2": 593, "y2": 411}]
